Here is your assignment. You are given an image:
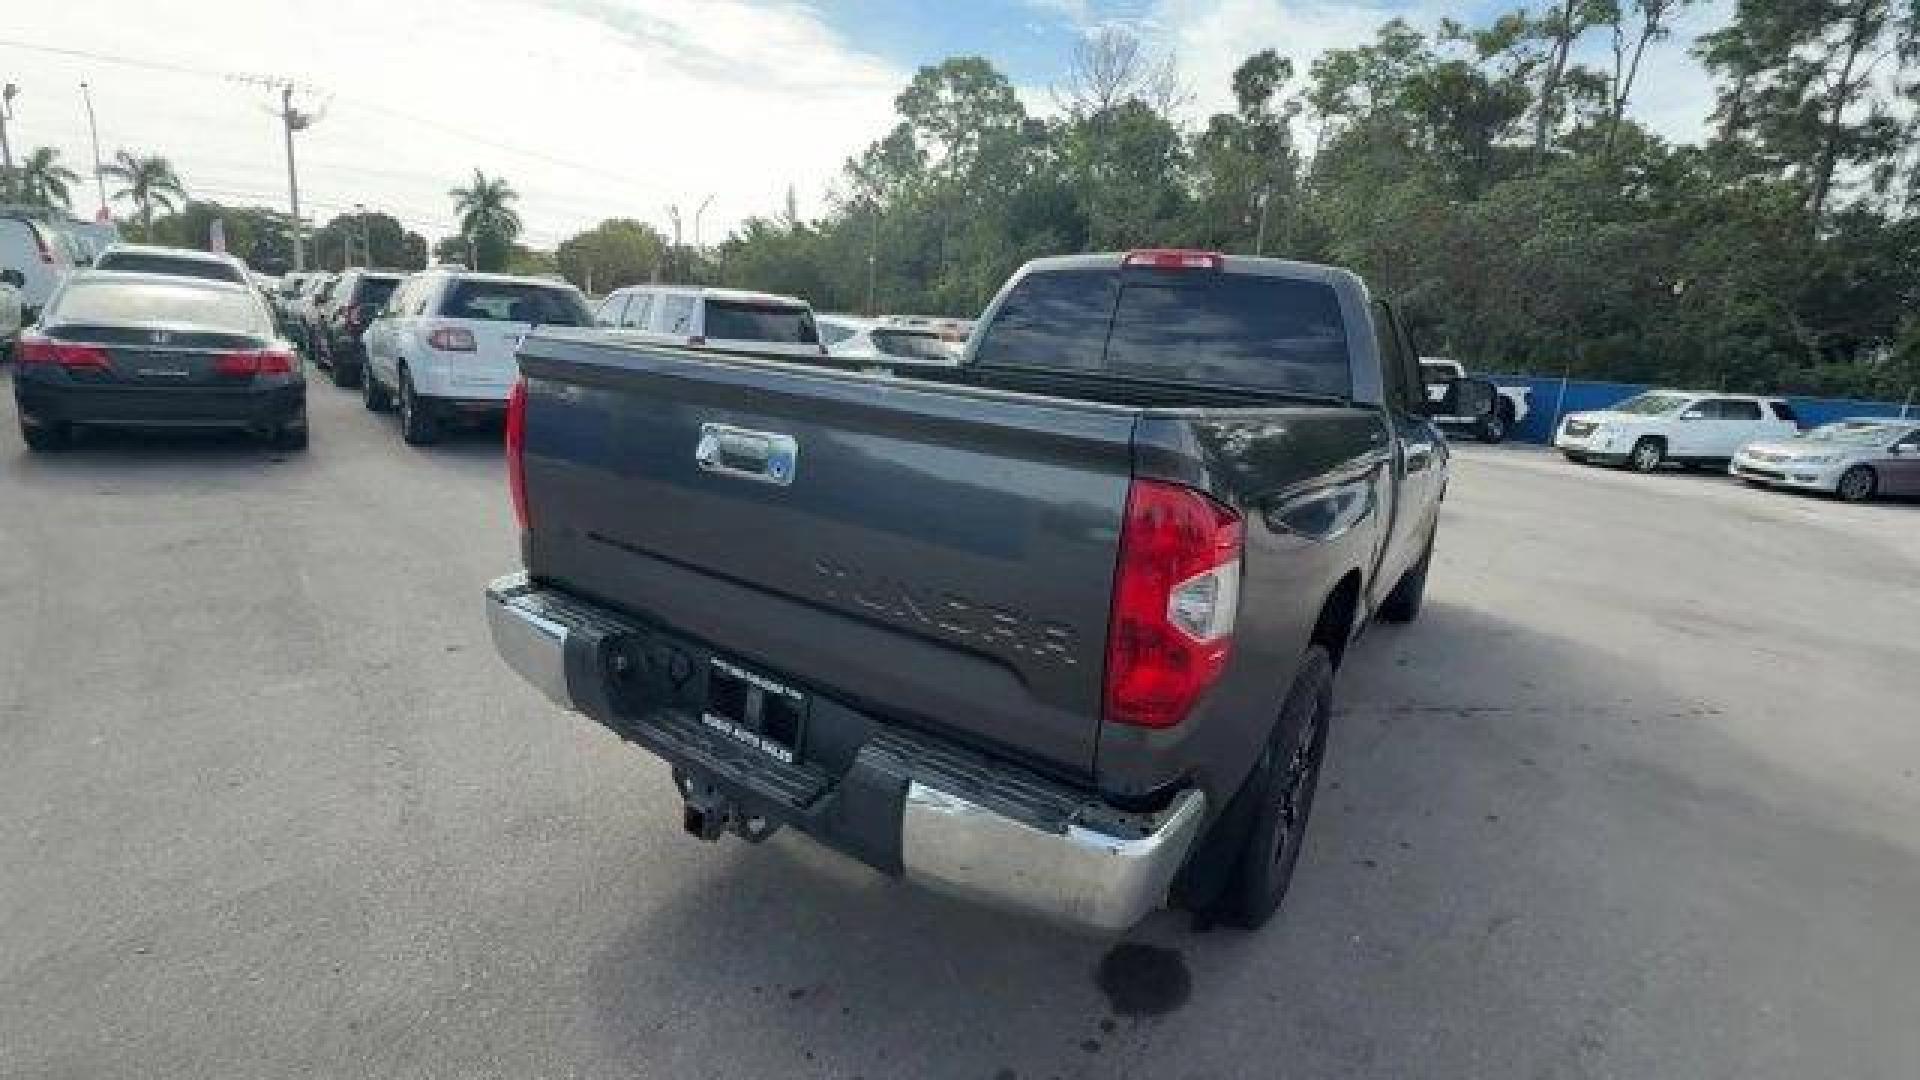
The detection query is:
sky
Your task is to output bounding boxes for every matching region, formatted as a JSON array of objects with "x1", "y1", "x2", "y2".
[{"x1": 0, "y1": 0, "x2": 1730, "y2": 253}]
